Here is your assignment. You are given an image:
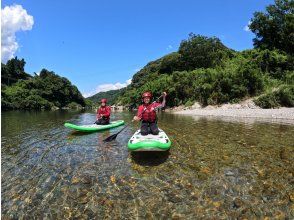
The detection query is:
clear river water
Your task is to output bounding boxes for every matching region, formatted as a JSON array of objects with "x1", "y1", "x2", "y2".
[{"x1": 1, "y1": 110, "x2": 294, "y2": 219}]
